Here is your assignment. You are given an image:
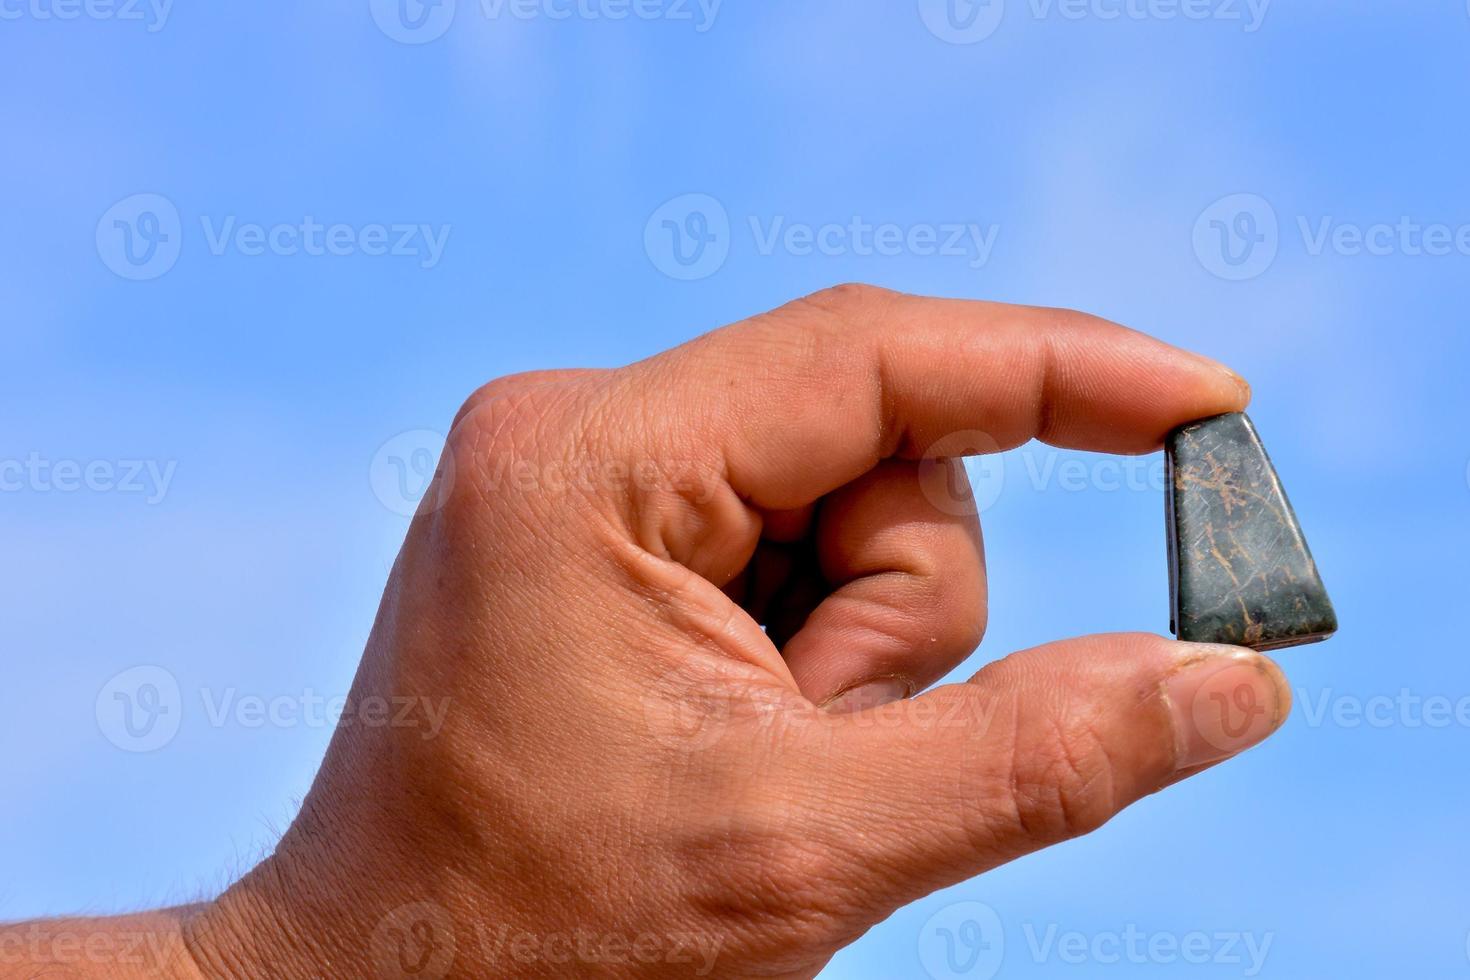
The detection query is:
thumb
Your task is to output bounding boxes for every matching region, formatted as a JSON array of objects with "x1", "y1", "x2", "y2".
[{"x1": 810, "y1": 633, "x2": 1291, "y2": 910}]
